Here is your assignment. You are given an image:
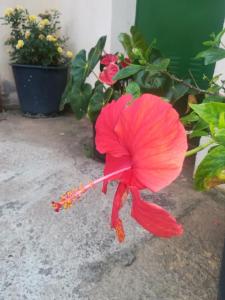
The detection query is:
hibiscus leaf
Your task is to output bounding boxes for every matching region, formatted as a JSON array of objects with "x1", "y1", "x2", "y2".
[
  {"x1": 190, "y1": 102, "x2": 225, "y2": 126},
  {"x1": 196, "y1": 47, "x2": 225, "y2": 65},
  {"x1": 194, "y1": 145, "x2": 225, "y2": 190},
  {"x1": 86, "y1": 36, "x2": 107, "y2": 77},
  {"x1": 126, "y1": 82, "x2": 141, "y2": 99},
  {"x1": 165, "y1": 79, "x2": 191, "y2": 103},
  {"x1": 190, "y1": 130, "x2": 208, "y2": 138},
  {"x1": 69, "y1": 83, "x2": 92, "y2": 119},
  {"x1": 113, "y1": 64, "x2": 144, "y2": 81},
  {"x1": 118, "y1": 32, "x2": 134, "y2": 59},
  {"x1": 214, "y1": 128, "x2": 225, "y2": 146},
  {"x1": 181, "y1": 112, "x2": 199, "y2": 125}
]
